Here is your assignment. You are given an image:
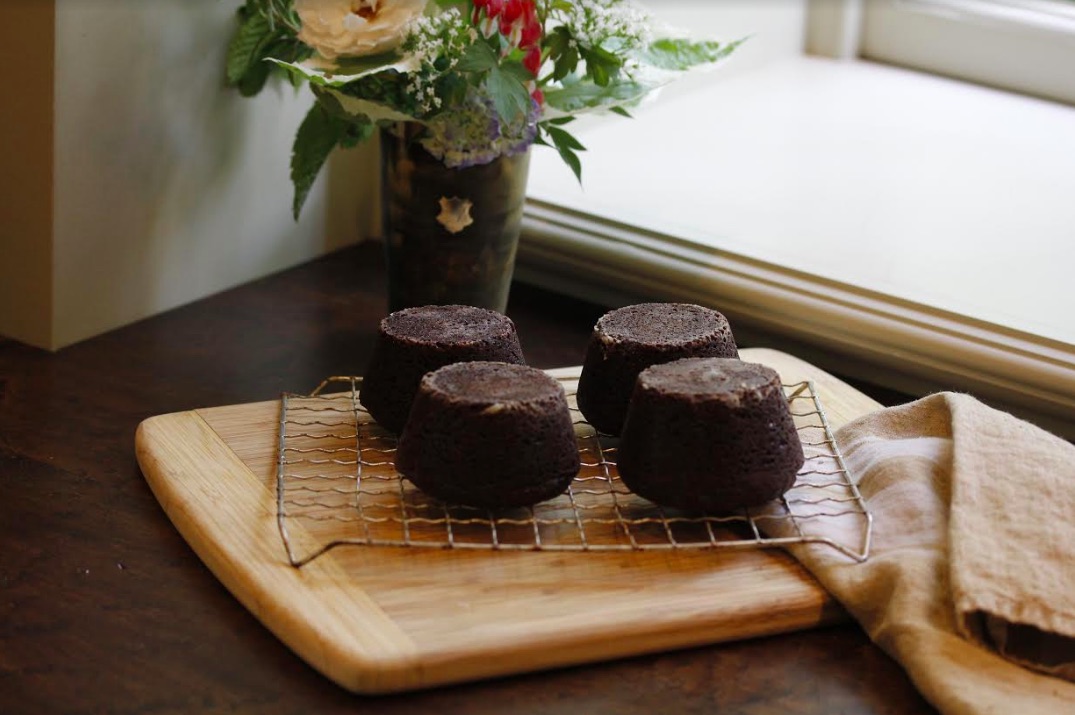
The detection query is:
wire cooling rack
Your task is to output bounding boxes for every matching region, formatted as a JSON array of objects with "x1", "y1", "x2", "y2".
[{"x1": 276, "y1": 374, "x2": 872, "y2": 568}]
